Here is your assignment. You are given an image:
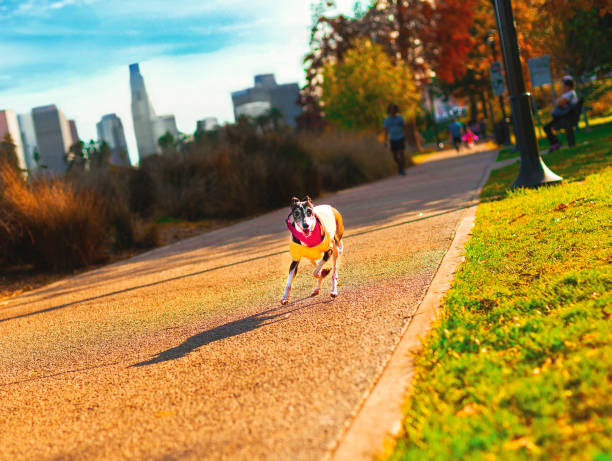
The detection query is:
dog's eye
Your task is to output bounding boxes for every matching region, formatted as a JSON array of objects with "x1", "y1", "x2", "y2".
[{"x1": 306, "y1": 209, "x2": 312, "y2": 217}]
